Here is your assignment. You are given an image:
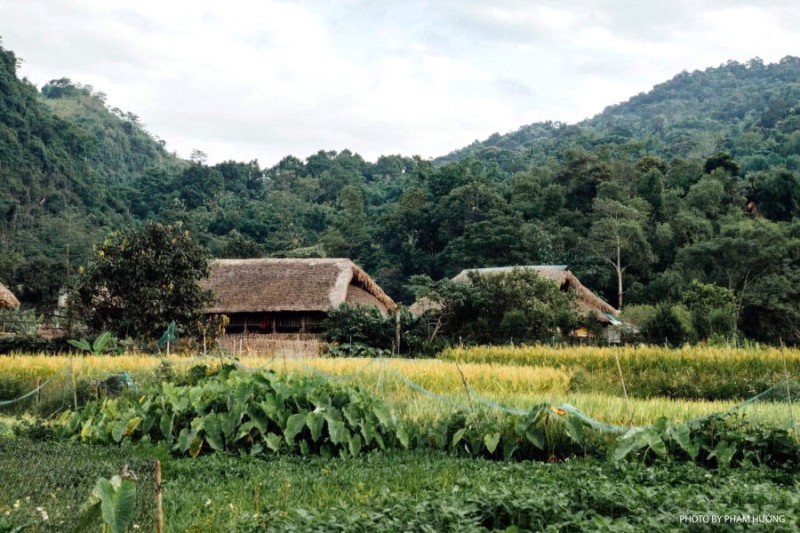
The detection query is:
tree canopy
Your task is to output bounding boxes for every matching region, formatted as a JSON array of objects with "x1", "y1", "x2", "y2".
[{"x1": 73, "y1": 222, "x2": 212, "y2": 342}]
